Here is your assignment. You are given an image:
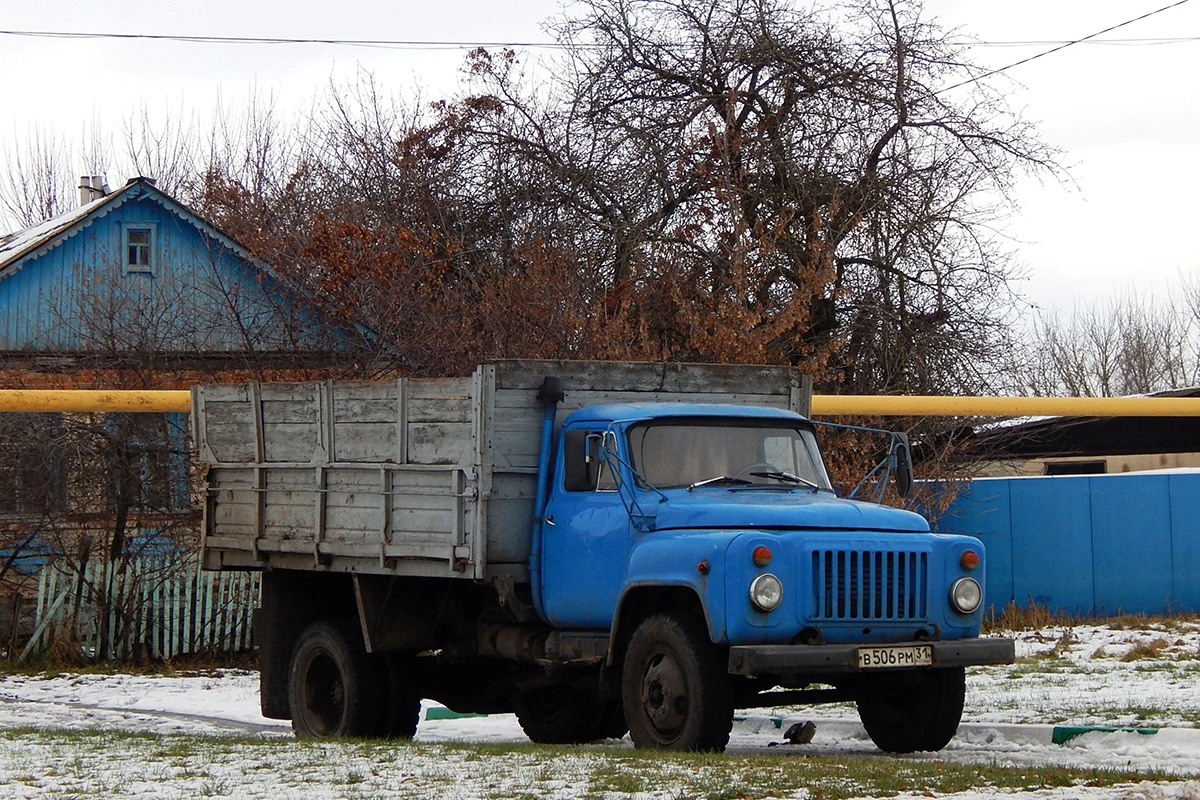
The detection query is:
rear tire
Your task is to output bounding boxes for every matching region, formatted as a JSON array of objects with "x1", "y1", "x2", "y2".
[
  {"x1": 379, "y1": 654, "x2": 422, "y2": 739},
  {"x1": 513, "y1": 683, "x2": 615, "y2": 744},
  {"x1": 856, "y1": 667, "x2": 966, "y2": 753},
  {"x1": 621, "y1": 613, "x2": 732, "y2": 752},
  {"x1": 288, "y1": 620, "x2": 385, "y2": 738},
  {"x1": 595, "y1": 693, "x2": 629, "y2": 741}
]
